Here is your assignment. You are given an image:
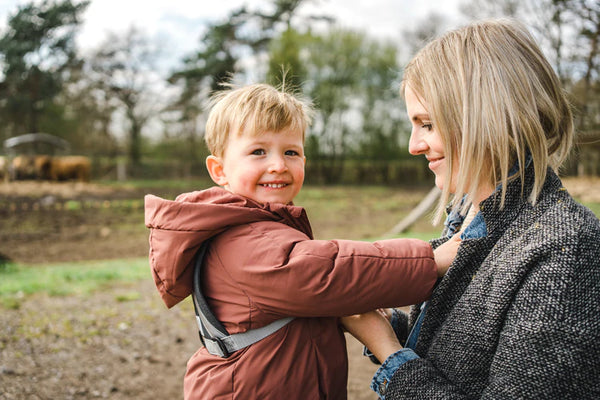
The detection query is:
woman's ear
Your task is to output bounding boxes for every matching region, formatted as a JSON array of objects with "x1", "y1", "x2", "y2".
[{"x1": 206, "y1": 155, "x2": 228, "y2": 186}]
